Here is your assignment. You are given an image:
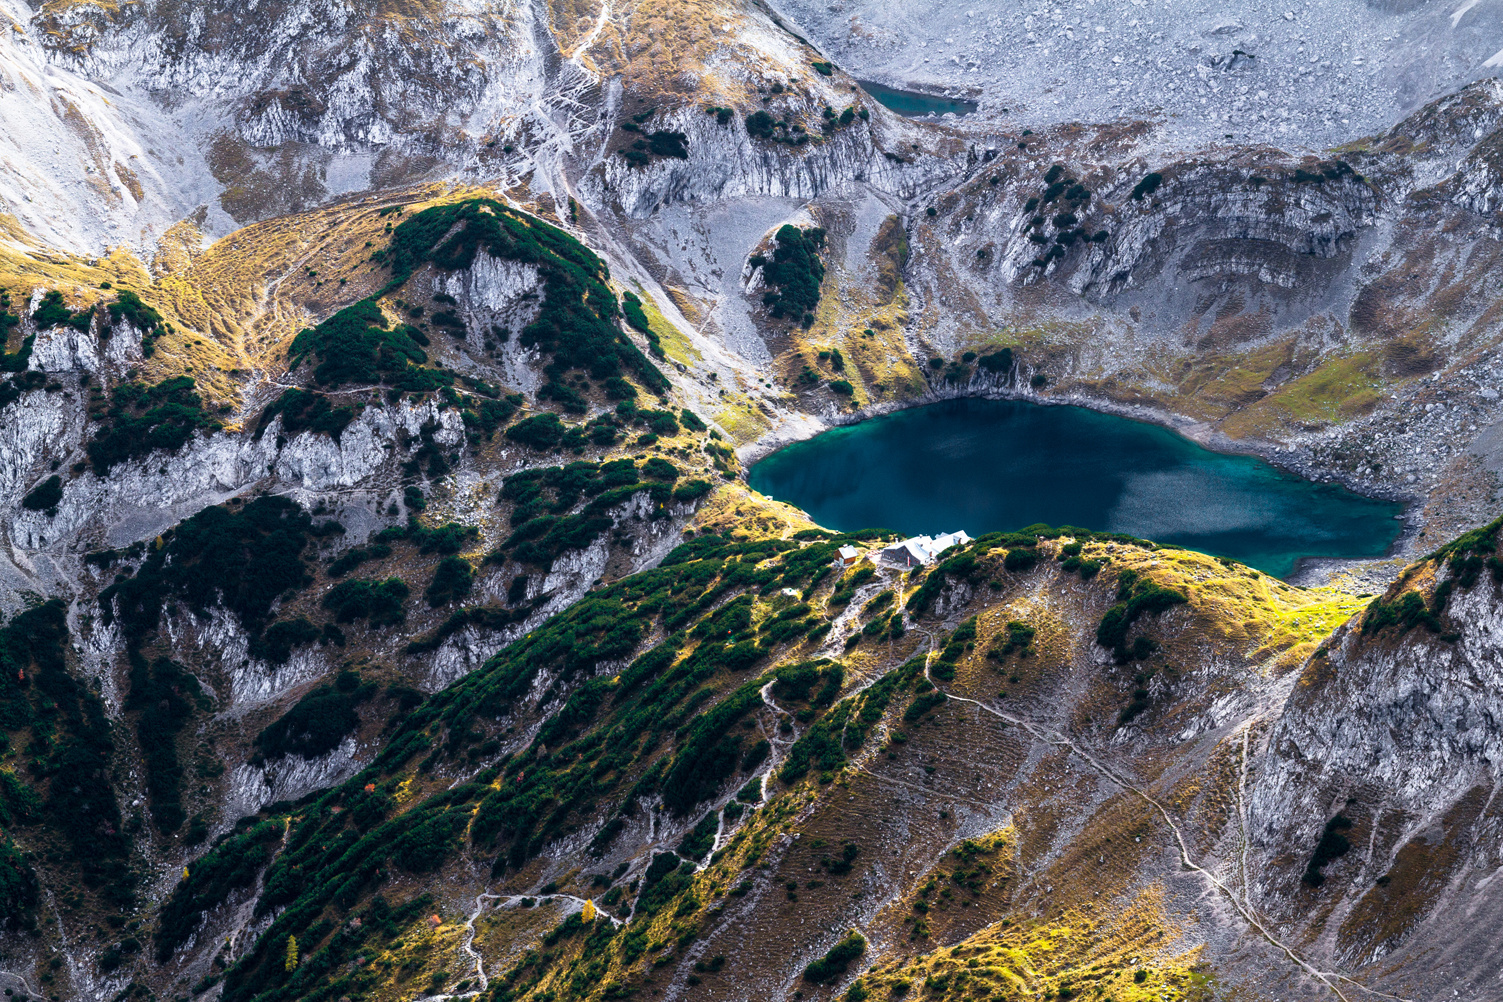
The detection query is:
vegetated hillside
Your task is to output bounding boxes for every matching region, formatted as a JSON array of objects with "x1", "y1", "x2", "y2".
[
  {"x1": 22, "y1": 479, "x2": 1502, "y2": 1002},
  {"x1": 9, "y1": 2, "x2": 1503, "y2": 995}
]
